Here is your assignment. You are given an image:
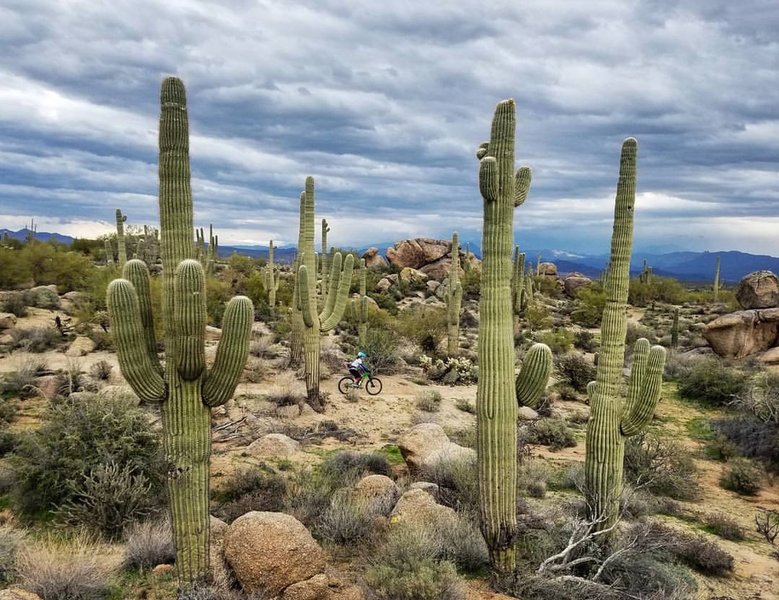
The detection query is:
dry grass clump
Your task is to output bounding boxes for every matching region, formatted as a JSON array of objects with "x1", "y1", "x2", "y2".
[
  {"x1": 122, "y1": 517, "x2": 175, "y2": 571},
  {"x1": 0, "y1": 525, "x2": 26, "y2": 583},
  {"x1": 16, "y1": 532, "x2": 120, "y2": 600},
  {"x1": 415, "y1": 389, "x2": 442, "y2": 412}
]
